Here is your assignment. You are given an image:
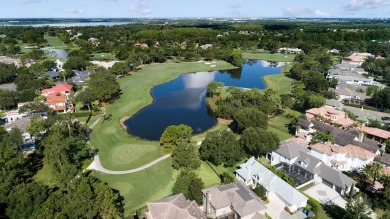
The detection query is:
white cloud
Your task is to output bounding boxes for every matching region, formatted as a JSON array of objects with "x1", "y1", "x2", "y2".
[
  {"x1": 129, "y1": 0, "x2": 152, "y2": 16},
  {"x1": 69, "y1": 9, "x2": 85, "y2": 15},
  {"x1": 282, "y1": 8, "x2": 330, "y2": 17},
  {"x1": 343, "y1": 0, "x2": 390, "y2": 11}
]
